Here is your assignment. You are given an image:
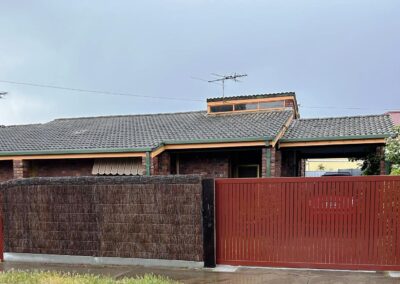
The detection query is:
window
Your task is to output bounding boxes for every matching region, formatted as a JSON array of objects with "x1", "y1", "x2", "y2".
[
  {"x1": 92, "y1": 158, "x2": 144, "y2": 176},
  {"x1": 208, "y1": 99, "x2": 286, "y2": 114},
  {"x1": 259, "y1": 100, "x2": 284, "y2": 109},
  {"x1": 235, "y1": 165, "x2": 260, "y2": 178},
  {"x1": 234, "y1": 103, "x2": 258, "y2": 111},
  {"x1": 210, "y1": 105, "x2": 233, "y2": 113}
]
